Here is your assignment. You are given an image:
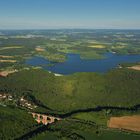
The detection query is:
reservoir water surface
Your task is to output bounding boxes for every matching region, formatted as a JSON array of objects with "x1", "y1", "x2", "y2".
[{"x1": 26, "y1": 53, "x2": 140, "y2": 74}]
